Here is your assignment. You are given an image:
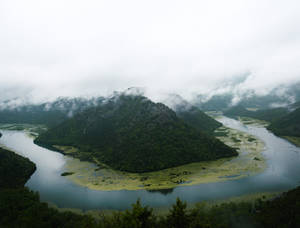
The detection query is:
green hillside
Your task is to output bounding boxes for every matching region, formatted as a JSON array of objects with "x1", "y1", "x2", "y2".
[
  {"x1": 164, "y1": 94, "x2": 222, "y2": 134},
  {"x1": 0, "y1": 97, "x2": 104, "y2": 127},
  {"x1": 268, "y1": 107, "x2": 300, "y2": 137},
  {"x1": 0, "y1": 147, "x2": 36, "y2": 188},
  {"x1": 177, "y1": 105, "x2": 222, "y2": 134},
  {"x1": 35, "y1": 95, "x2": 237, "y2": 173},
  {"x1": 224, "y1": 105, "x2": 289, "y2": 122}
]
